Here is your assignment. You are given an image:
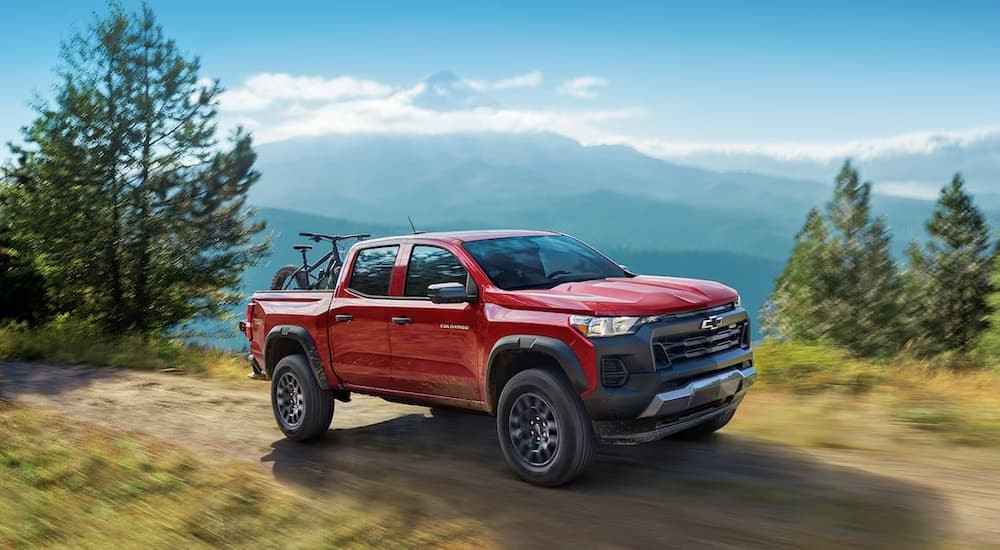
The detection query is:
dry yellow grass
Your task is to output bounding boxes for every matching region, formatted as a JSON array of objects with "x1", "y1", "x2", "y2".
[
  {"x1": 0, "y1": 402, "x2": 493, "y2": 549},
  {"x1": 744, "y1": 342, "x2": 1000, "y2": 449},
  {"x1": 0, "y1": 320, "x2": 252, "y2": 382}
]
